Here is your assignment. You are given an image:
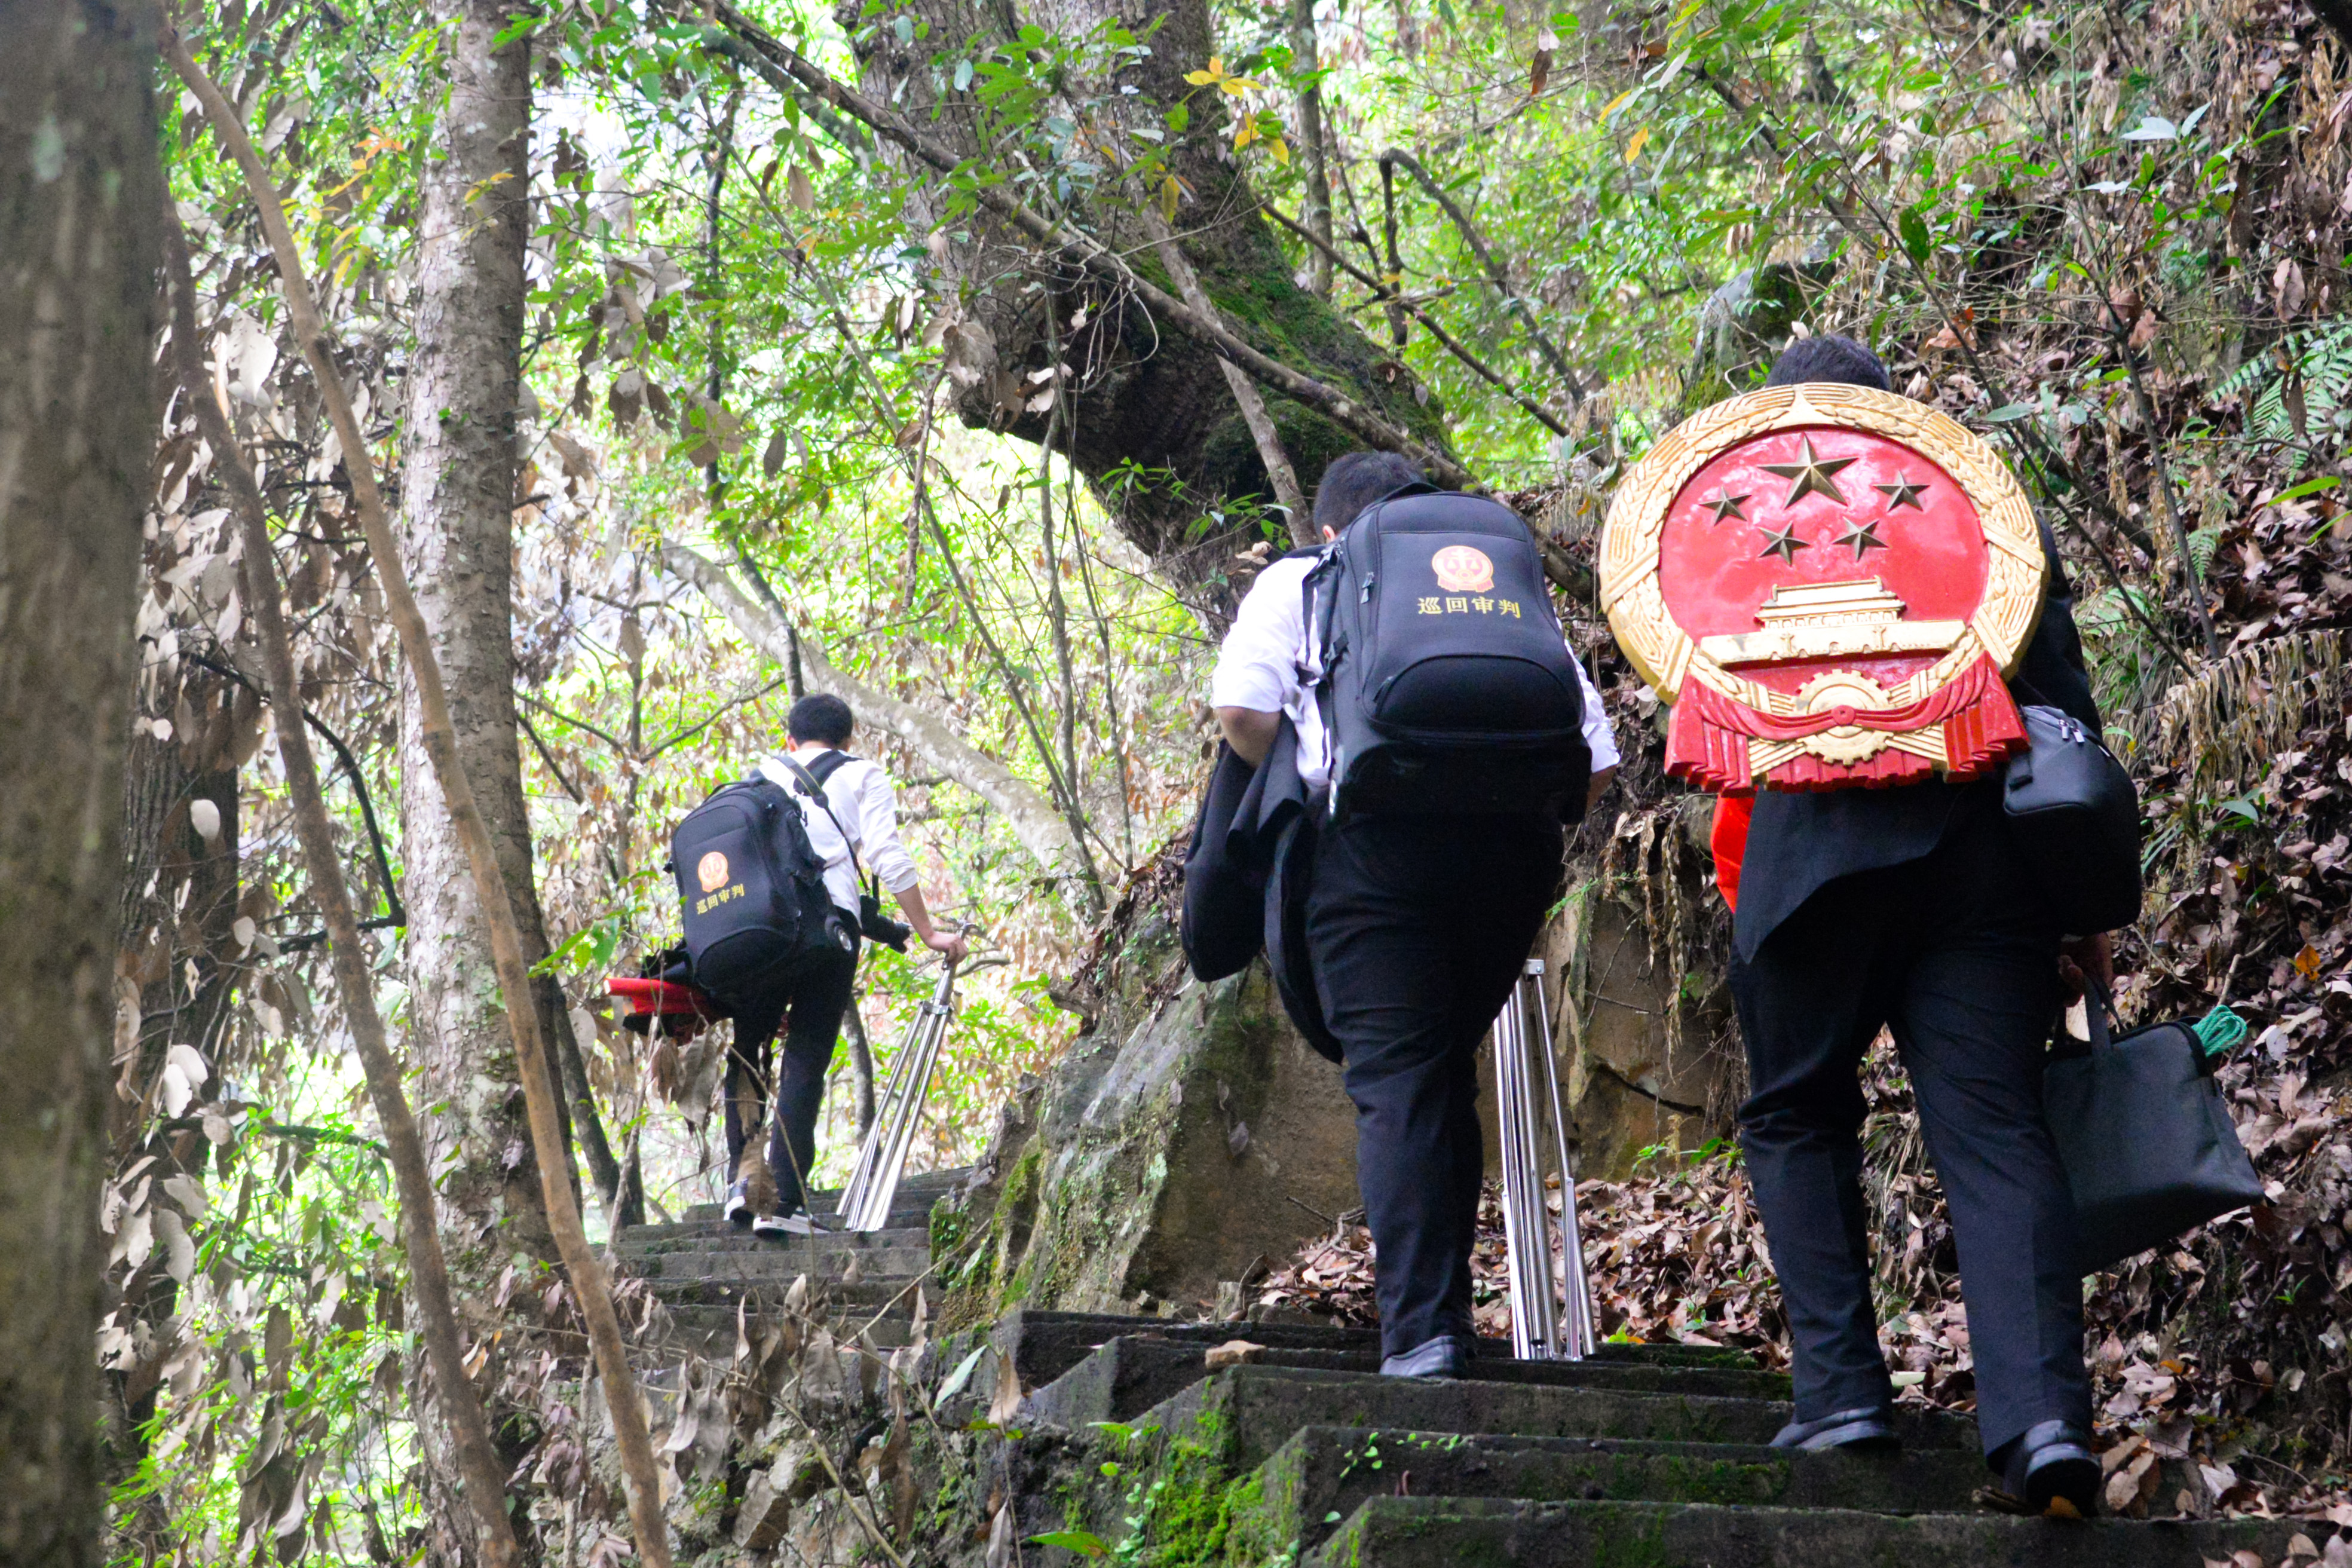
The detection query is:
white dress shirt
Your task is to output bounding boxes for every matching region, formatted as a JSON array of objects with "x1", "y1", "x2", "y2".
[
  {"x1": 755, "y1": 750, "x2": 920, "y2": 914},
  {"x1": 1209, "y1": 555, "x2": 1621, "y2": 791}
]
